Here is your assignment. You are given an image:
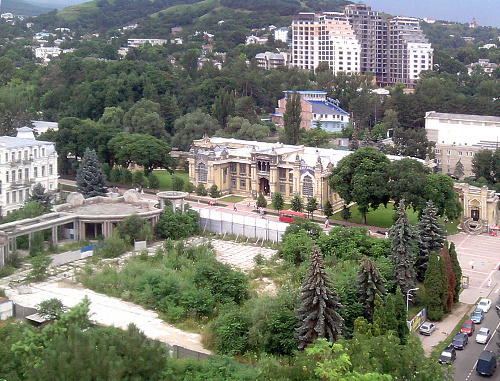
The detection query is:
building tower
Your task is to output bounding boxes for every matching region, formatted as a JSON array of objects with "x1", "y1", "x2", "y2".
[{"x1": 291, "y1": 12, "x2": 360, "y2": 74}]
